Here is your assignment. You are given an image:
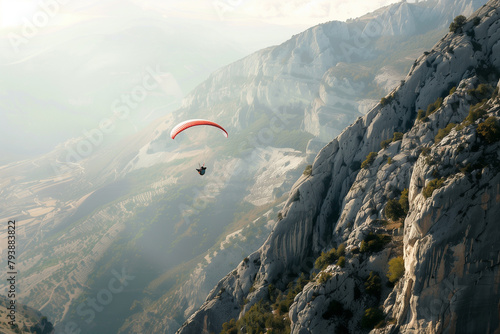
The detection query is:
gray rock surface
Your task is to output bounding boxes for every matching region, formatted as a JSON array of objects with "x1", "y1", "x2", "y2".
[{"x1": 177, "y1": 1, "x2": 500, "y2": 333}]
